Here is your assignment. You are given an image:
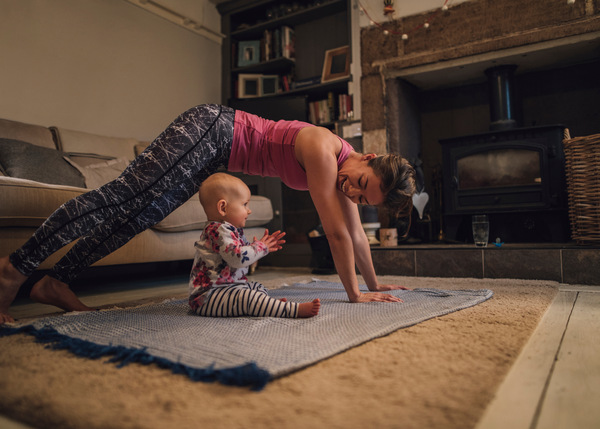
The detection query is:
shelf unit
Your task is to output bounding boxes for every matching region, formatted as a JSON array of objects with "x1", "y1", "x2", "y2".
[{"x1": 218, "y1": 0, "x2": 353, "y2": 127}]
